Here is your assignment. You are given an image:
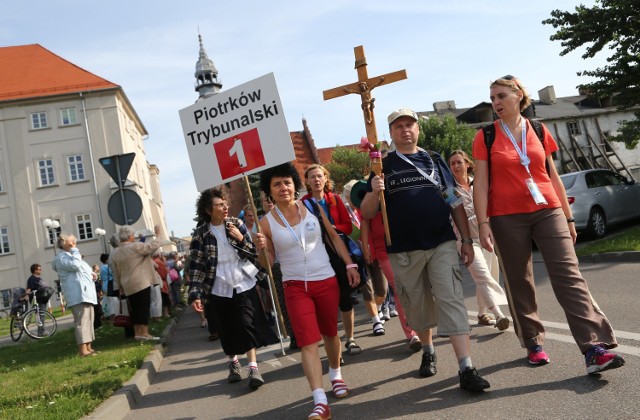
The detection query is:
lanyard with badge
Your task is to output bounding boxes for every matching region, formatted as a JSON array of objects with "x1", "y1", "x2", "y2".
[
  {"x1": 500, "y1": 119, "x2": 548, "y2": 205},
  {"x1": 274, "y1": 205, "x2": 307, "y2": 252},
  {"x1": 395, "y1": 150, "x2": 462, "y2": 208},
  {"x1": 275, "y1": 204, "x2": 312, "y2": 284}
]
